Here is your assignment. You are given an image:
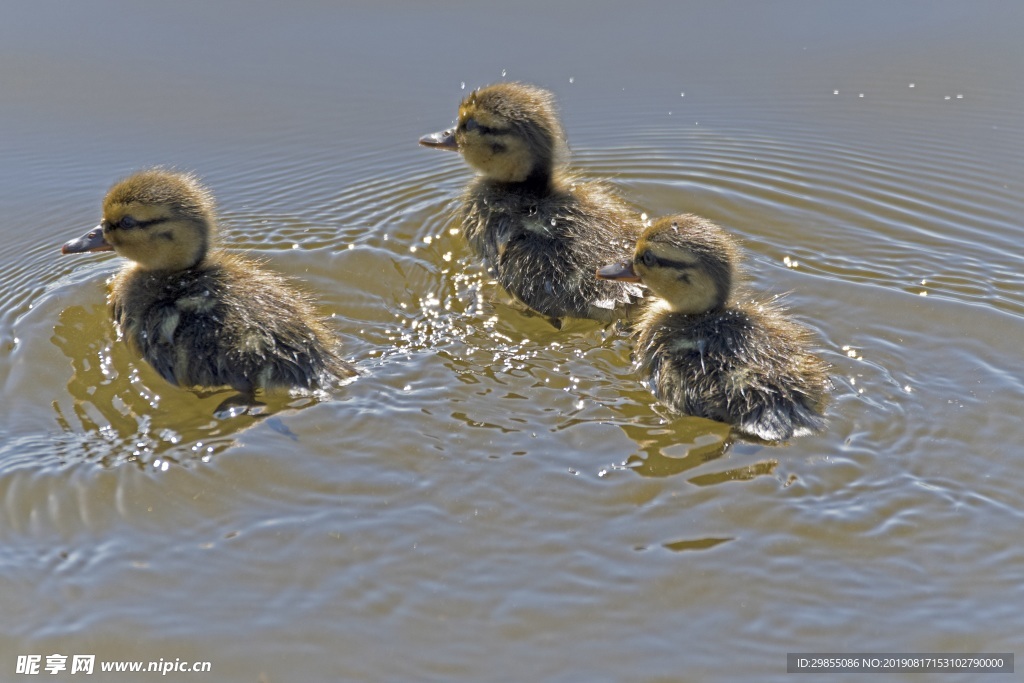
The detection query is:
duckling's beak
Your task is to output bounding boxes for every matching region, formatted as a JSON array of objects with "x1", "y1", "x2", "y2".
[
  {"x1": 596, "y1": 260, "x2": 640, "y2": 282},
  {"x1": 419, "y1": 128, "x2": 458, "y2": 151},
  {"x1": 61, "y1": 226, "x2": 113, "y2": 254}
]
